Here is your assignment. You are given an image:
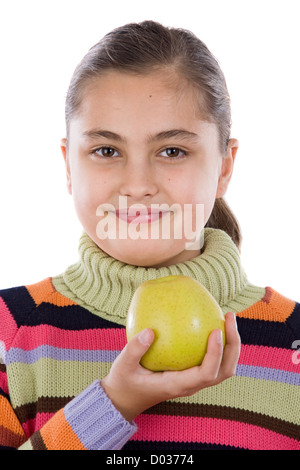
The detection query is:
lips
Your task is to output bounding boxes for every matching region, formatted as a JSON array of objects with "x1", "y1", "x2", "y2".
[{"x1": 115, "y1": 208, "x2": 170, "y2": 224}]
